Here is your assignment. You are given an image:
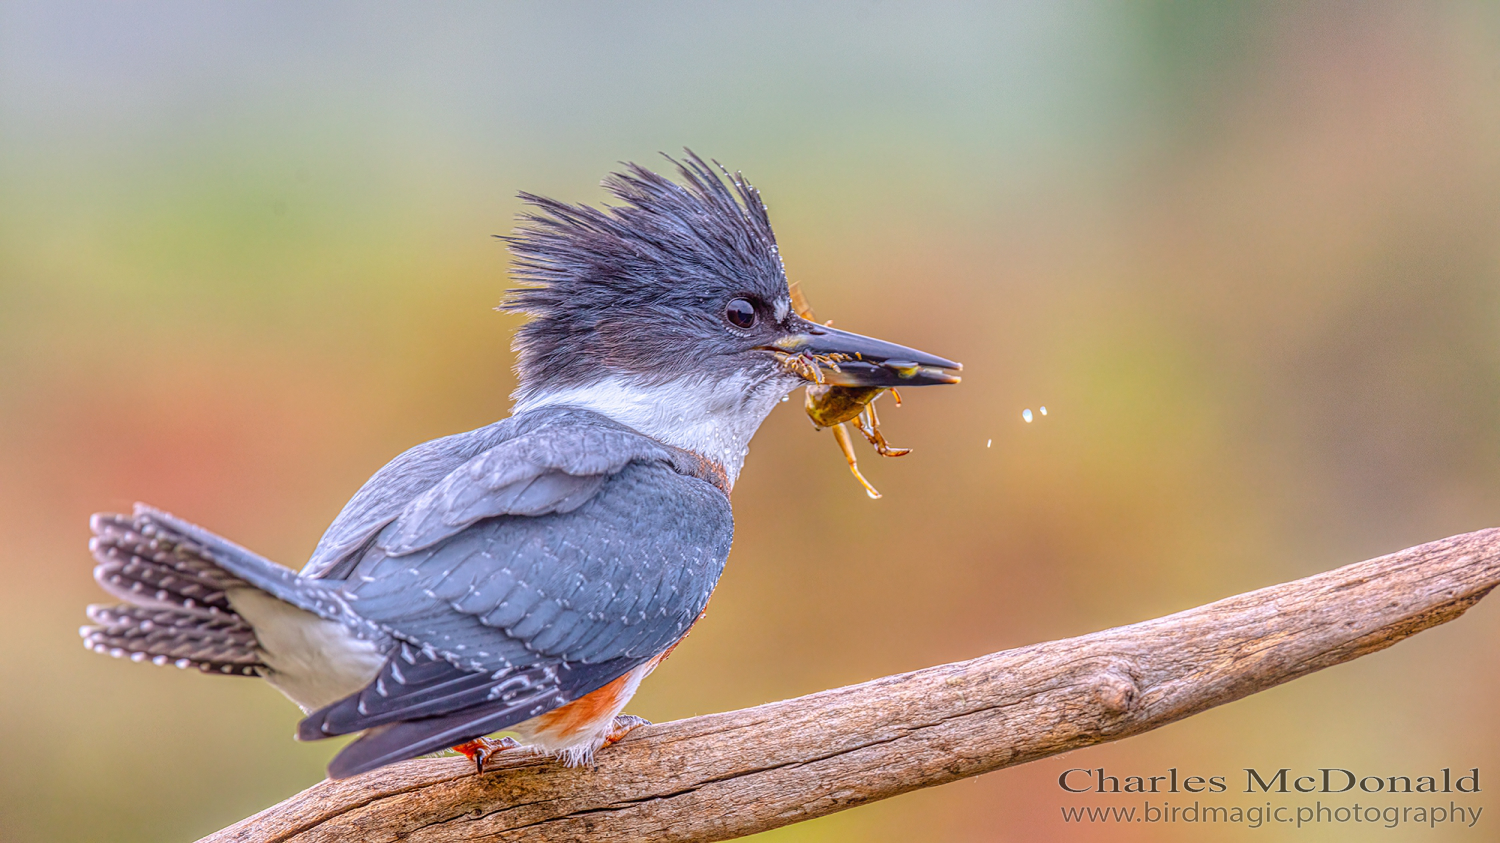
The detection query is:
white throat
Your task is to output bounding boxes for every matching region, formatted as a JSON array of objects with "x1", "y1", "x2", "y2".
[{"x1": 513, "y1": 372, "x2": 794, "y2": 484}]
